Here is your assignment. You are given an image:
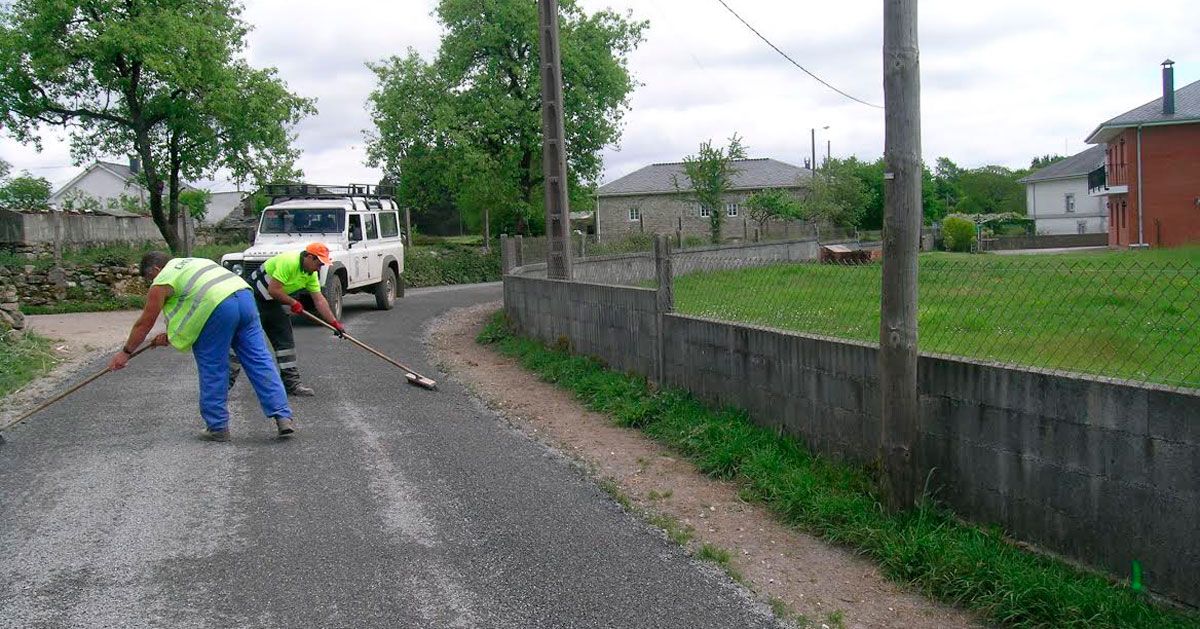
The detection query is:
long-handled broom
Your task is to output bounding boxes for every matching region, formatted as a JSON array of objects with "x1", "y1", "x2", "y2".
[
  {"x1": 0, "y1": 344, "x2": 155, "y2": 444},
  {"x1": 299, "y1": 310, "x2": 438, "y2": 391}
]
